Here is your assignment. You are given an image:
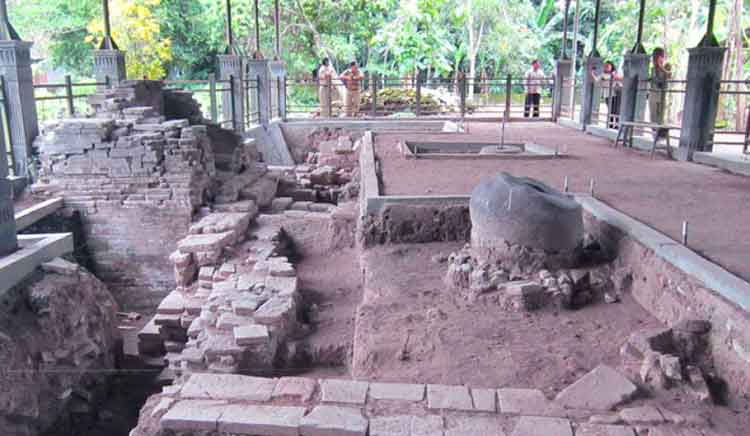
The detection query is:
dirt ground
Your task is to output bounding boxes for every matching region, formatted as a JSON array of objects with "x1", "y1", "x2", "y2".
[
  {"x1": 375, "y1": 122, "x2": 750, "y2": 283},
  {"x1": 352, "y1": 242, "x2": 662, "y2": 394}
]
